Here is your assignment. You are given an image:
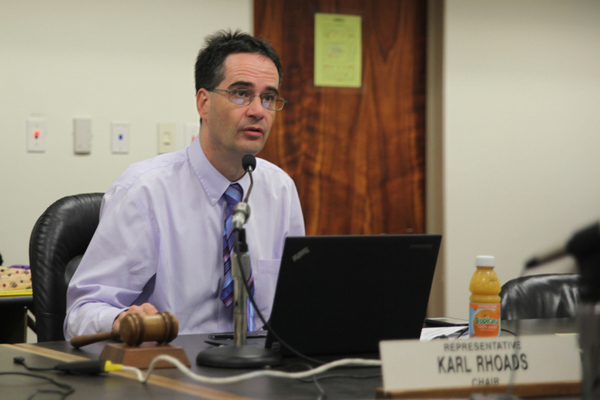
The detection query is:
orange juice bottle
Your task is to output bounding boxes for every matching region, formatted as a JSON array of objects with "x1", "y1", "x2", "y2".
[{"x1": 469, "y1": 255, "x2": 501, "y2": 337}]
